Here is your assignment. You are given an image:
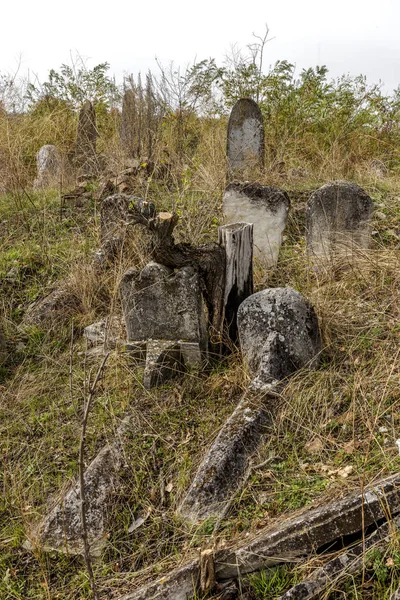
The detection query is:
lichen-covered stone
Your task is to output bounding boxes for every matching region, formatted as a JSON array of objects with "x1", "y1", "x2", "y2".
[
  {"x1": 227, "y1": 98, "x2": 264, "y2": 176},
  {"x1": 120, "y1": 262, "x2": 207, "y2": 350},
  {"x1": 306, "y1": 180, "x2": 373, "y2": 260},
  {"x1": 237, "y1": 288, "x2": 321, "y2": 390},
  {"x1": 223, "y1": 183, "x2": 289, "y2": 264}
]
